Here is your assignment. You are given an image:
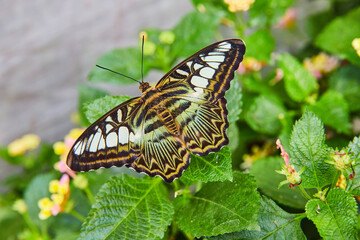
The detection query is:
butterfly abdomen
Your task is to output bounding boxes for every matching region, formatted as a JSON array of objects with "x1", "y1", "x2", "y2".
[{"x1": 156, "y1": 106, "x2": 179, "y2": 136}]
